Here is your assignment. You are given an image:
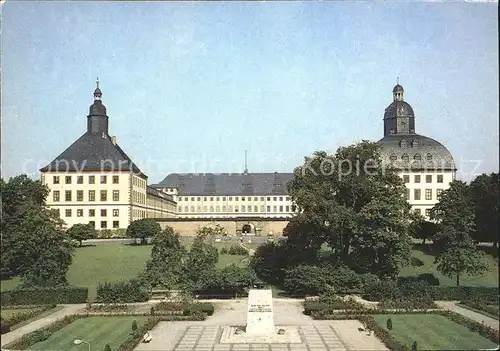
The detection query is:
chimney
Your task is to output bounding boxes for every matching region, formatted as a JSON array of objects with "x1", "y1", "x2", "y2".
[{"x1": 111, "y1": 136, "x2": 117, "y2": 145}]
